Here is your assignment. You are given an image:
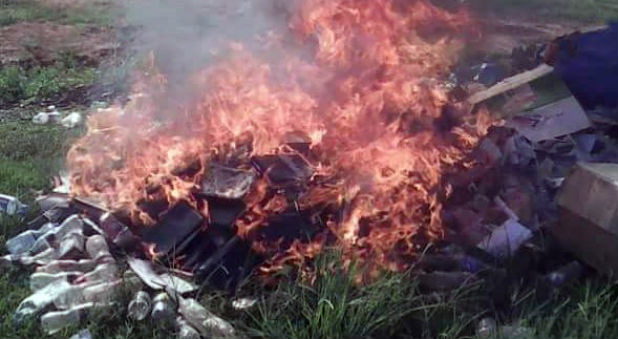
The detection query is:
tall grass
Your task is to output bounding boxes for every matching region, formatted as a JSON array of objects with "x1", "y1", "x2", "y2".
[
  {"x1": 515, "y1": 281, "x2": 618, "y2": 338},
  {"x1": 245, "y1": 253, "x2": 437, "y2": 339}
]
